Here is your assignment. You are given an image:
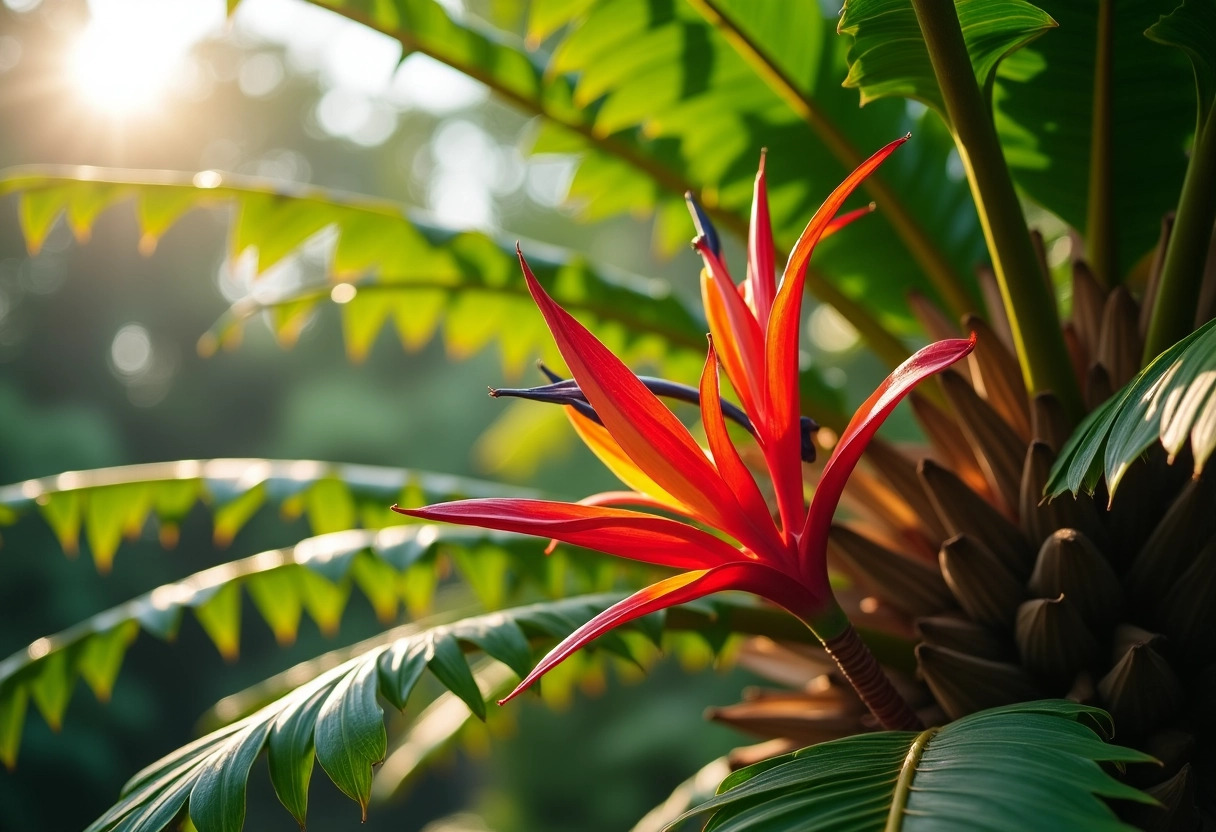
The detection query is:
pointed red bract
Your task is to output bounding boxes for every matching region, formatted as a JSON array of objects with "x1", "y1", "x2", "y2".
[
  {"x1": 698, "y1": 339, "x2": 788, "y2": 560},
  {"x1": 517, "y1": 249, "x2": 772, "y2": 556},
  {"x1": 799, "y1": 334, "x2": 977, "y2": 586},
  {"x1": 762, "y1": 135, "x2": 909, "y2": 539},
  {"x1": 747, "y1": 150, "x2": 776, "y2": 326},
  {"x1": 693, "y1": 238, "x2": 767, "y2": 415},
  {"x1": 394, "y1": 499, "x2": 744, "y2": 570},
  {"x1": 498, "y1": 560, "x2": 823, "y2": 704}
]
